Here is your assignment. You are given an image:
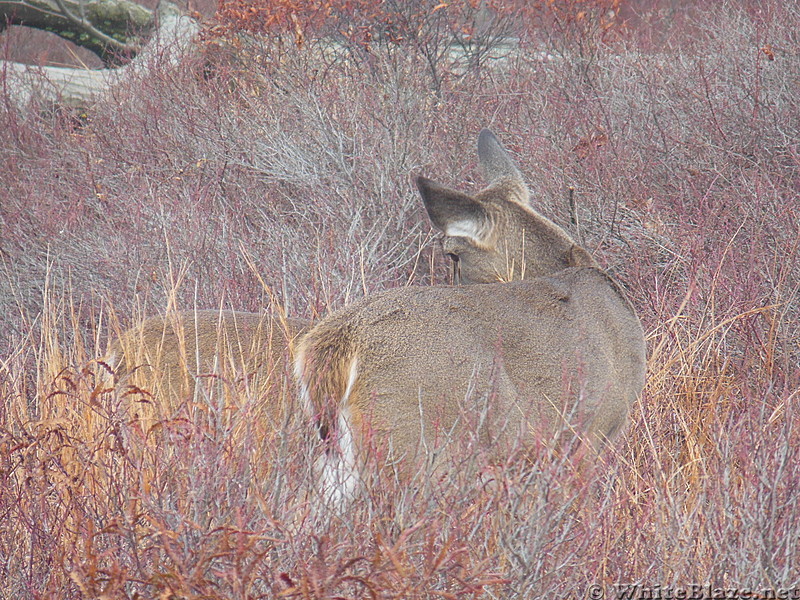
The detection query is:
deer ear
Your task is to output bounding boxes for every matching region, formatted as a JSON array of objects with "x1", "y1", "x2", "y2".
[
  {"x1": 416, "y1": 176, "x2": 490, "y2": 243},
  {"x1": 478, "y1": 129, "x2": 524, "y2": 185},
  {"x1": 477, "y1": 129, "x2": 530, "y2": 204}
]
